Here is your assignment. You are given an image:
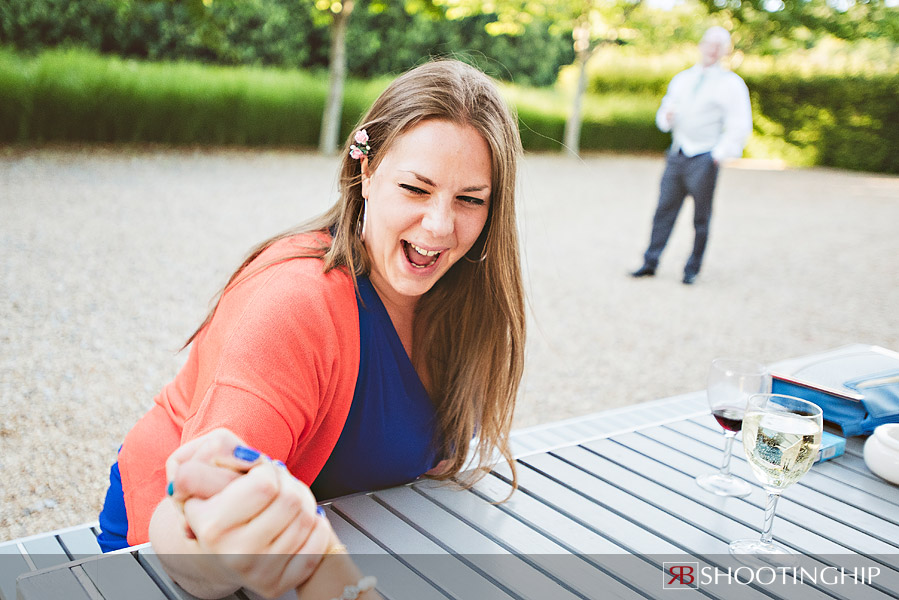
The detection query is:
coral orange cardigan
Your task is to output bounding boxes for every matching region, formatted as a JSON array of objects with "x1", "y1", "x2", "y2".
[{"x1": 117, "y1": 234, "x2": 359, "y2": 545}]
